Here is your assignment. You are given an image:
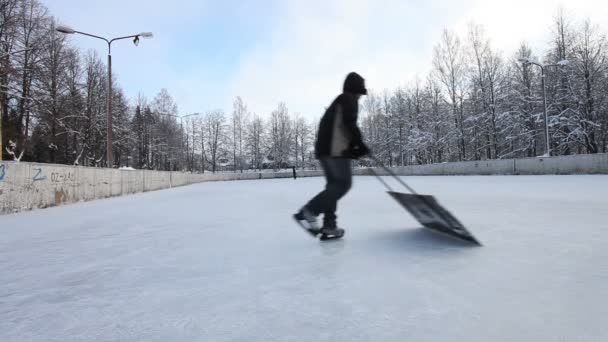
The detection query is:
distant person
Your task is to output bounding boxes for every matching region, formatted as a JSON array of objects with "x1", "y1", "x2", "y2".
[{"x1": 293, "y1": 72, "x2": 370, "y2": 240}]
